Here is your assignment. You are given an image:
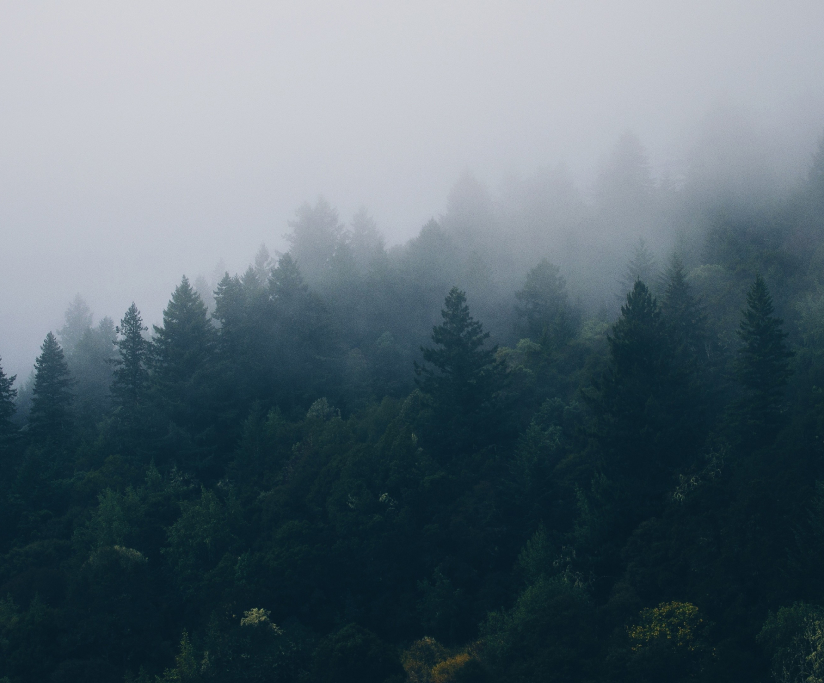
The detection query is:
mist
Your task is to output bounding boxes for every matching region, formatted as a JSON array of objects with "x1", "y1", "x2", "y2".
[{"x1": 2, "y1": 1, "x2": 824, "y2": 380}]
